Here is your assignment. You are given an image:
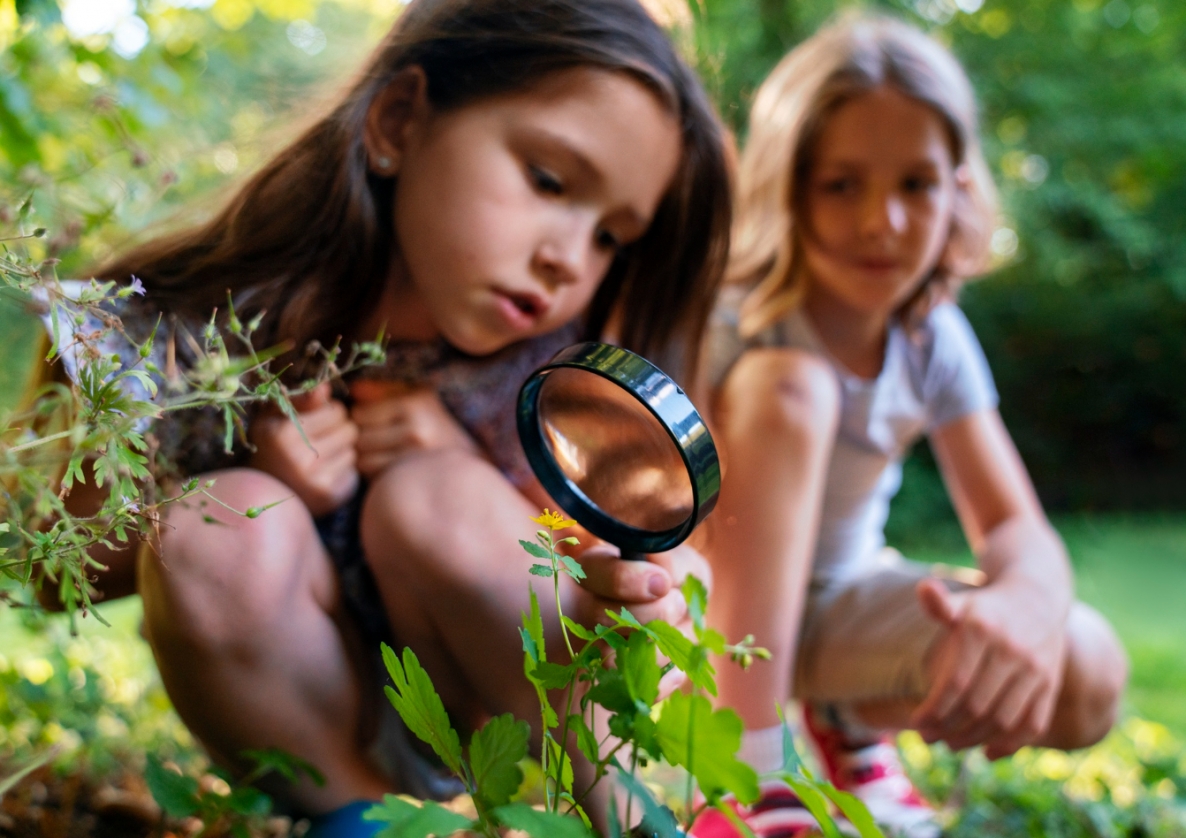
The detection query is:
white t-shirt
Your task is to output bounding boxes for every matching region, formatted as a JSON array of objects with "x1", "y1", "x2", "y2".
[{"x1": 707, "y1": 290, "x2": 999, "y2": 582}]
